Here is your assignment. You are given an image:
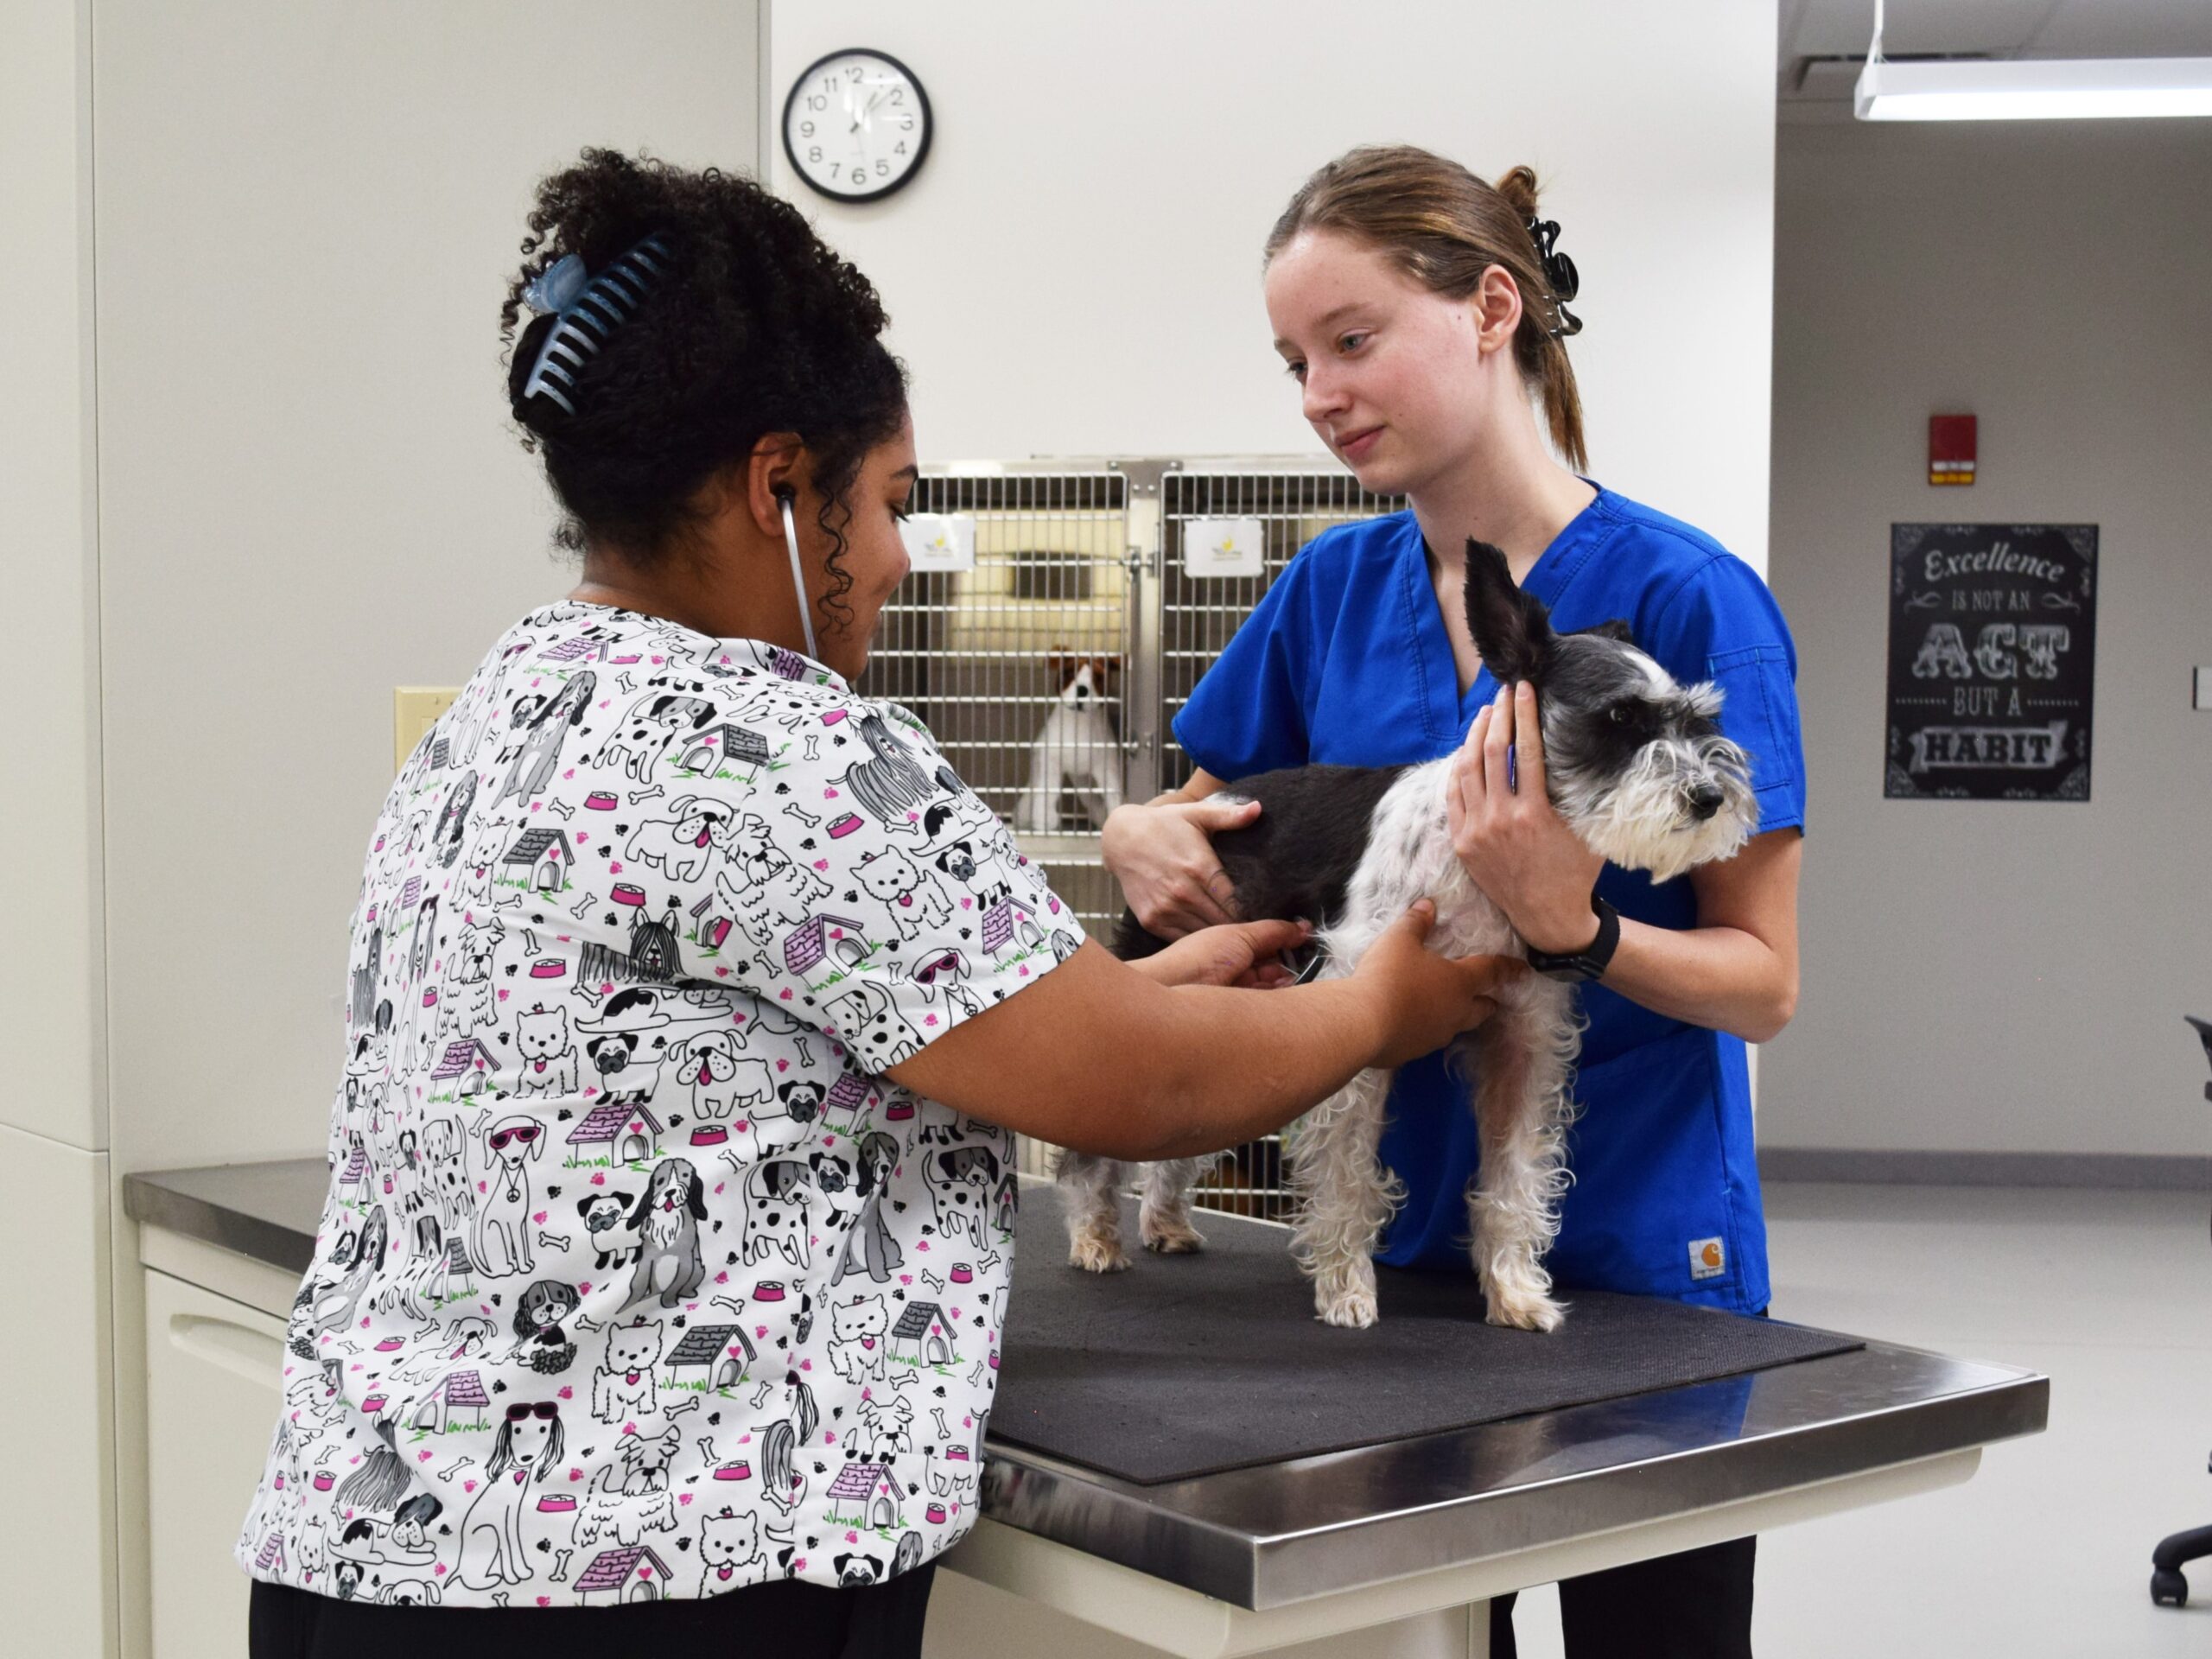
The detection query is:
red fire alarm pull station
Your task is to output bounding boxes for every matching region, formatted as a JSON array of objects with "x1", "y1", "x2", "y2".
[{"x1": 1929, "y1": 415, "x2": 1976, "y2": 486}]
